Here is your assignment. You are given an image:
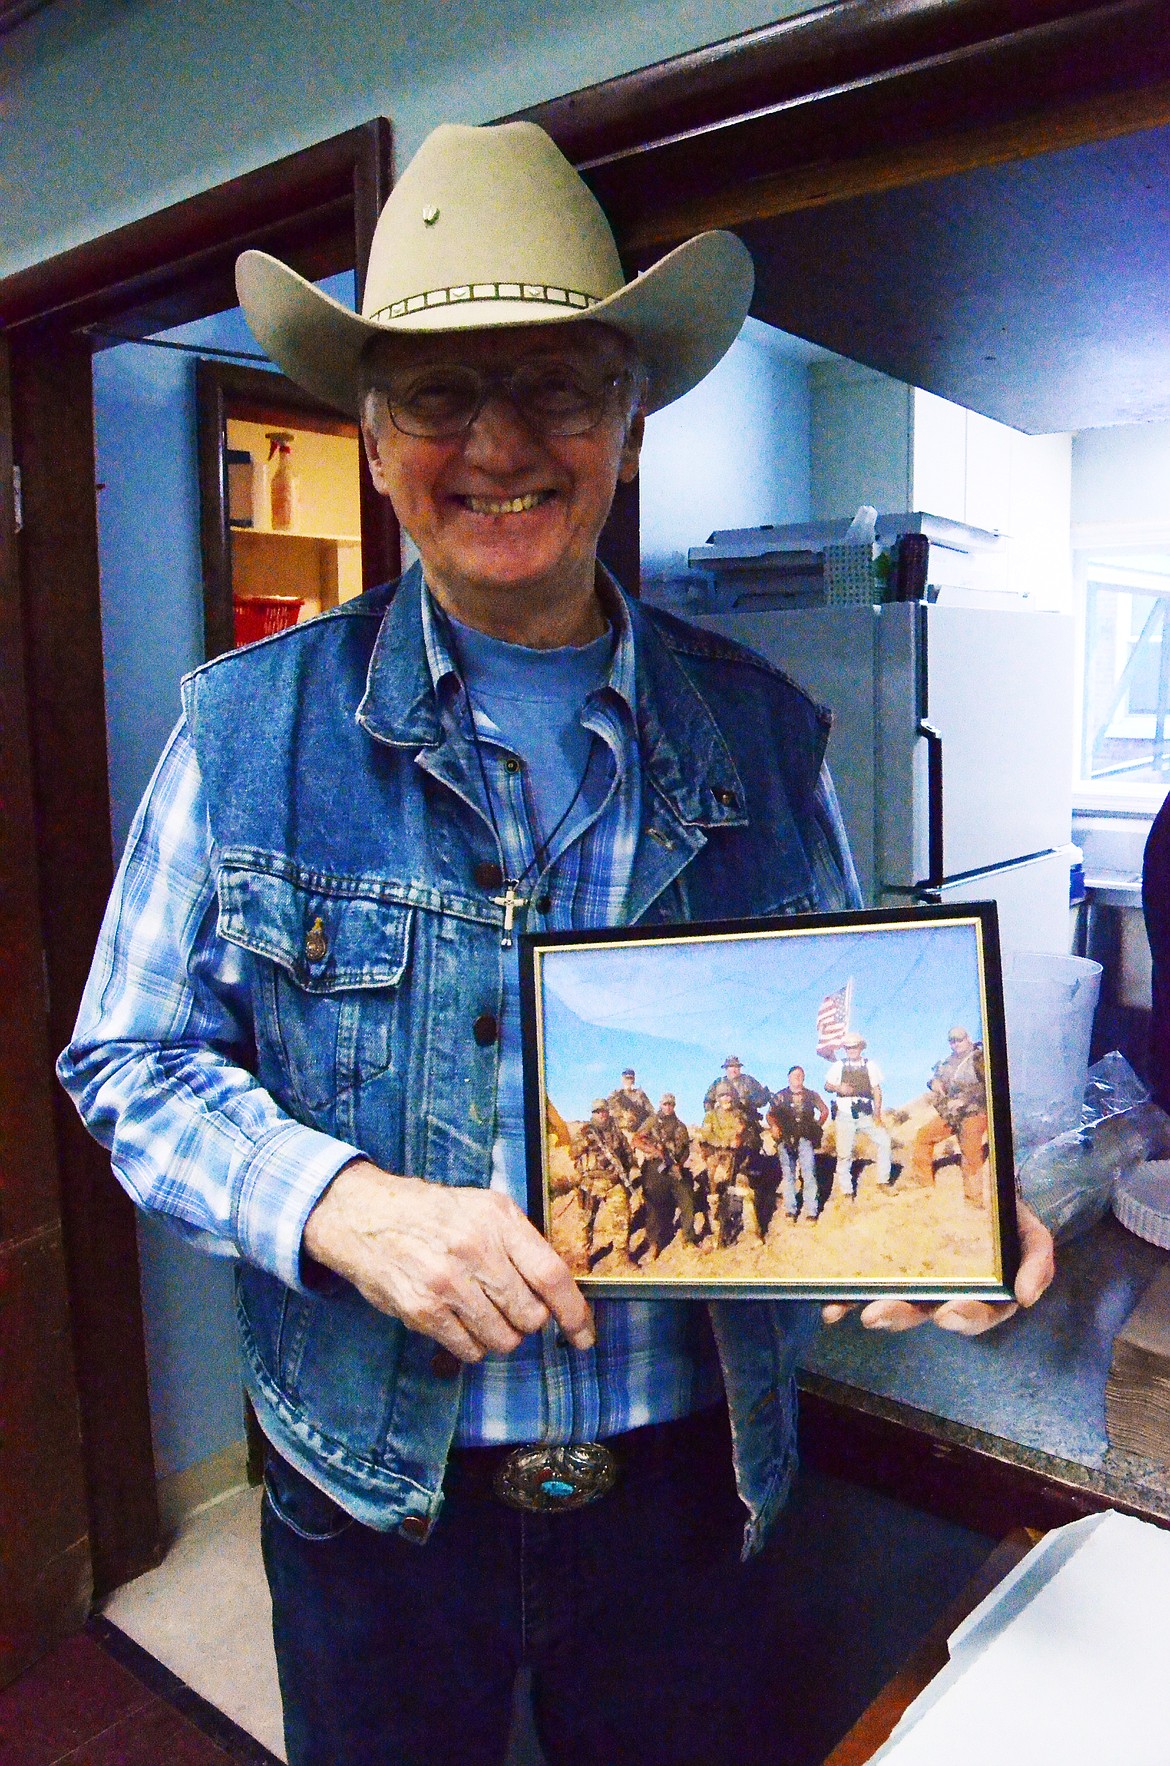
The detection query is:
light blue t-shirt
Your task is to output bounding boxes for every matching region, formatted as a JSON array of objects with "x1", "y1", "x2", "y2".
[{"x1": 449, "y1": 611, "x2": 613, "y2": 847}]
